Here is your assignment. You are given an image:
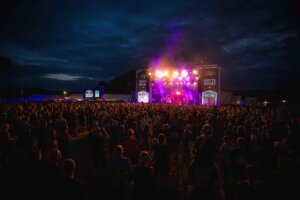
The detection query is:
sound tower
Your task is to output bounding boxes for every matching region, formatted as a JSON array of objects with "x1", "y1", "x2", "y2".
[
  {"x1": 136, "y1": 69, "x2": 150, "y2": 103},
  {"x1": 199, "y1": 67, "x2": 220, "y2": 105}
]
